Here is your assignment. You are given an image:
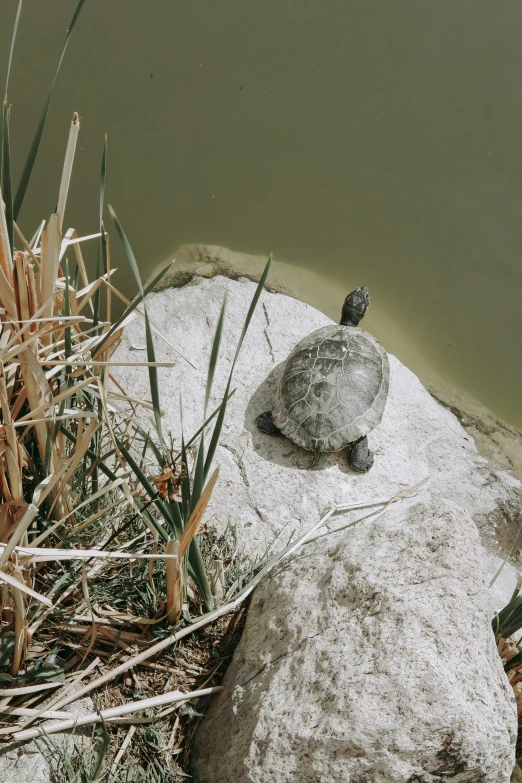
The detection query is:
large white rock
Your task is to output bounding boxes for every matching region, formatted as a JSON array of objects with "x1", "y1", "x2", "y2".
[
  {"x1": 112, "y1": 274, "x2": 521, "y2": 781},
  {"x1": 114, "y1": 275, "x2": 522, "y2": 567},
  {"x1": 191, "y1": 499, "x2": 517, "y2": 783}
]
